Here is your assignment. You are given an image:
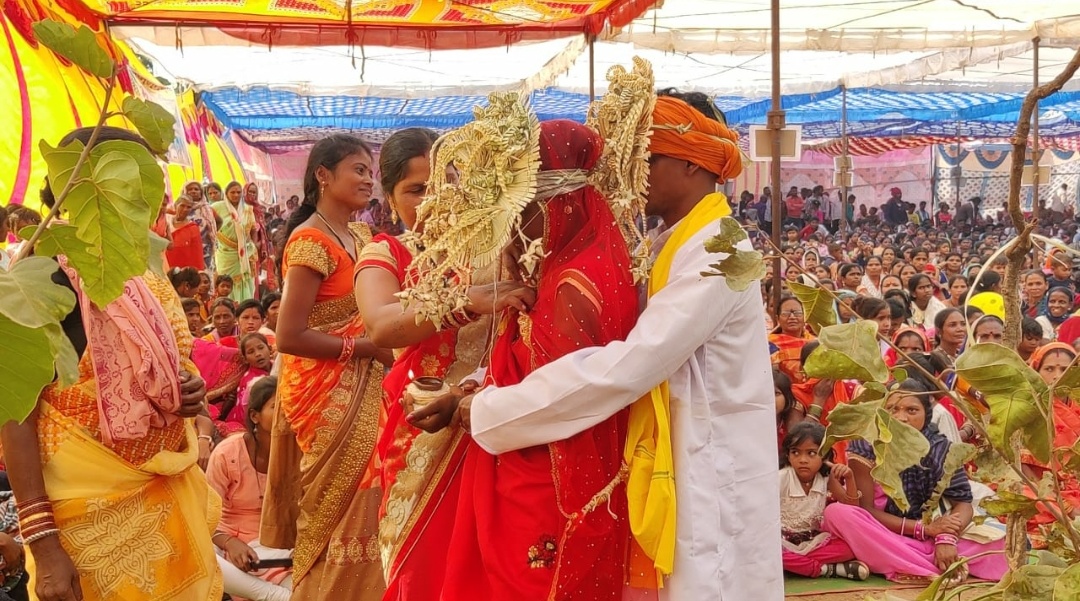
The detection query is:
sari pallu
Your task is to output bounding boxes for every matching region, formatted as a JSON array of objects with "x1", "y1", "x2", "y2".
[
  {"x1": 261, "y1": 226, "x2": 385, "y2": 599},
  {"x1": 769, "y1": 330, "x2": 813, "y2": 384},
  {"x1": 212, "y1": 200, "x2": 257, "y2": 300},
  {"x1": 30, "y1": 269, "x2": 222, "y2": 600},
  {"x1": 442, "y1": 120, "x2": 638, "y2": 601},
  {"x1": 358, "y1": 234, "x2": 490, "y2": 601}
]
